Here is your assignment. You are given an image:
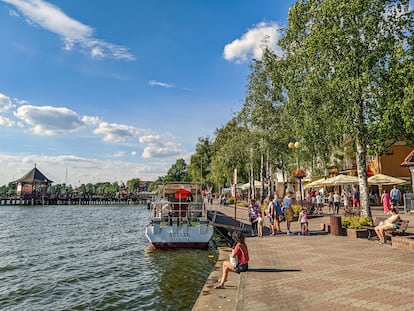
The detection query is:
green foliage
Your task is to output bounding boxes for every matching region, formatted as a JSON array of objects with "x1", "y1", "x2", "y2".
[
  {"x1": 275, "y1": 0, "x2": 414, "y2": 217},
  {"x1": 226, "y1": 197, "x2": 235, "y2": 205},
  {"x1": 0, "y1": 183, "x2": 16, "y2": 196},
  {"x1": 341, "y1": 216, "x2": 372, "y2": 229},
  {"x1": 209, "y1": 118, "x2": 251, "y2": 188},
  {"x1": 164, "y1": 158, "x2": 189, "y2": 182},
  {"x1": 188, "y1": 137, "x2": 212, "y2": 187},
  {"x1": 127, "y1": 178, "x2": 141, "y2": 194}
]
